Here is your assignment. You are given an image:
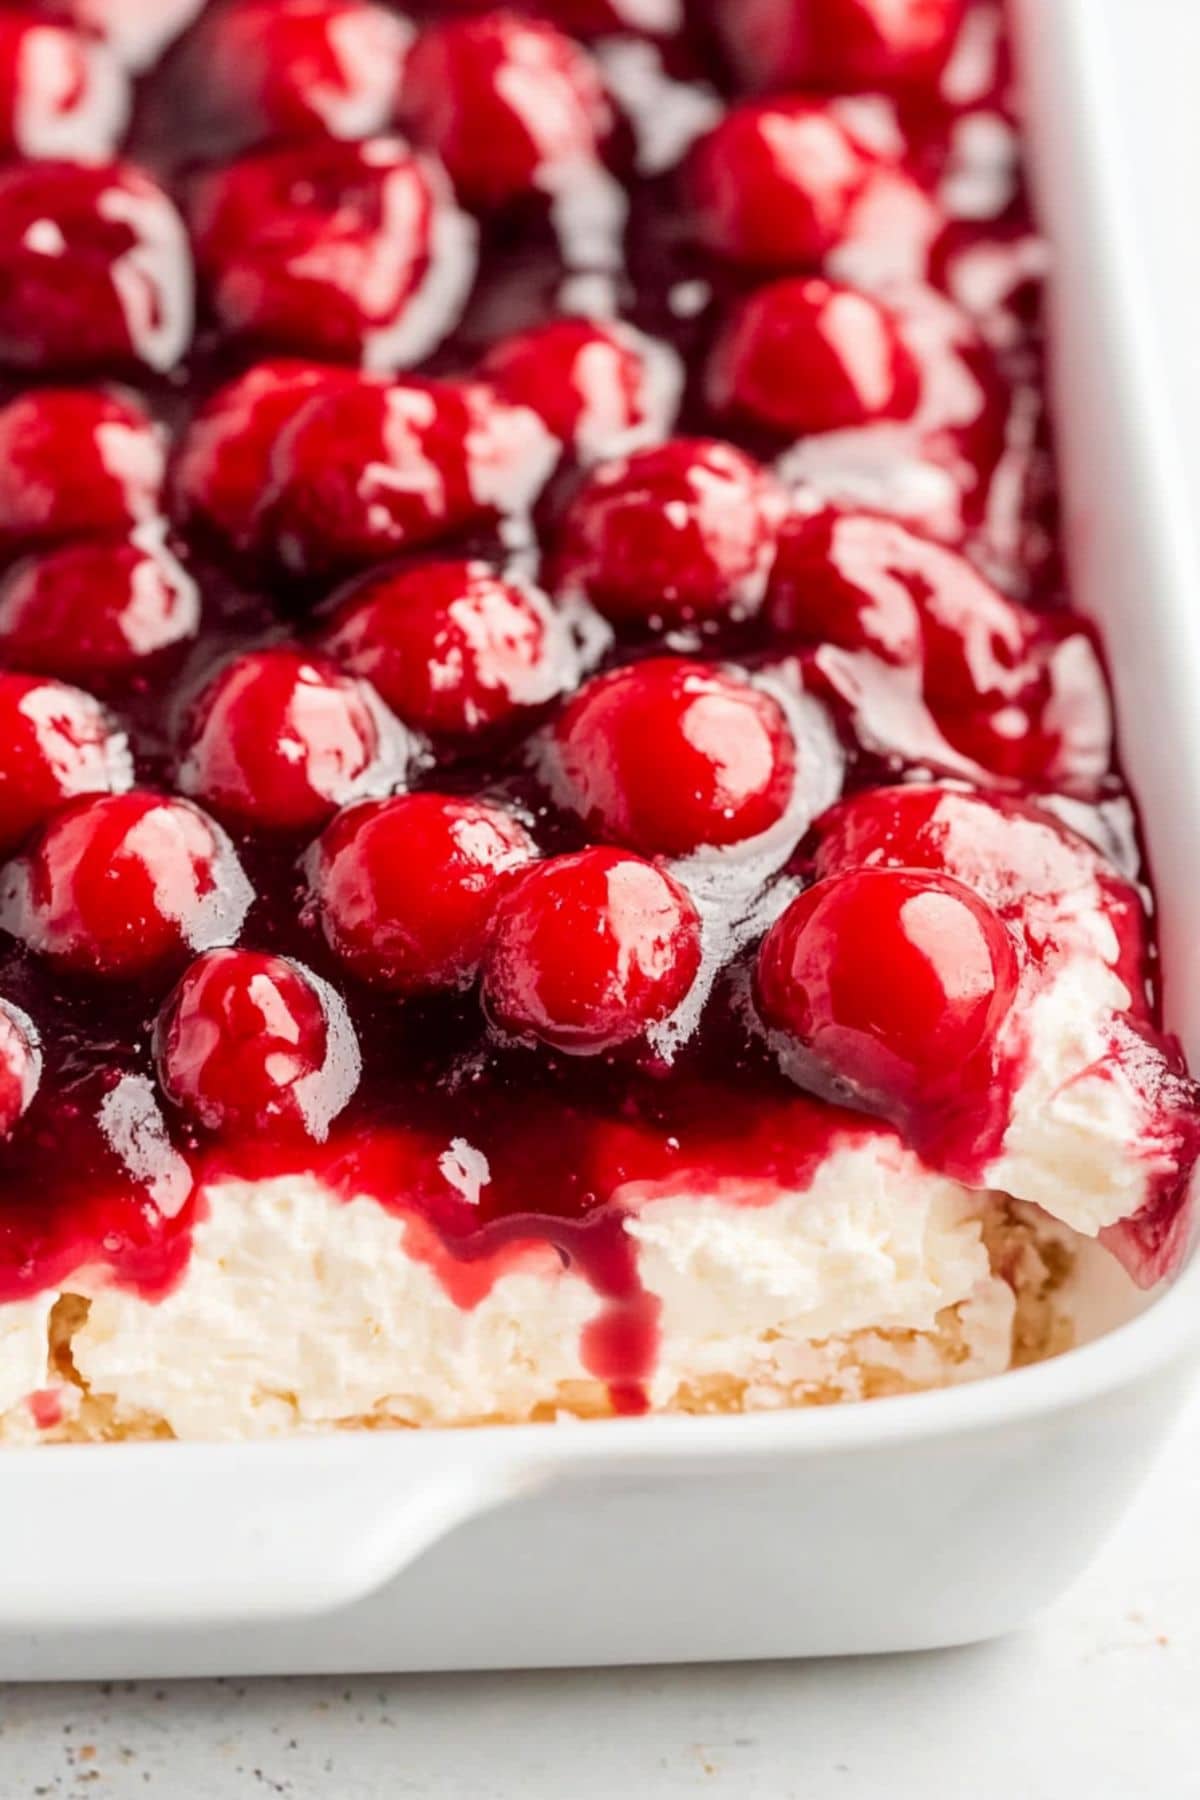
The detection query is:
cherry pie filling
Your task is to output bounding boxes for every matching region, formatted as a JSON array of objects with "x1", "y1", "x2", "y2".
[{"x1": 0, "y1": 0, "x2": 1193, "y2": 1430}]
